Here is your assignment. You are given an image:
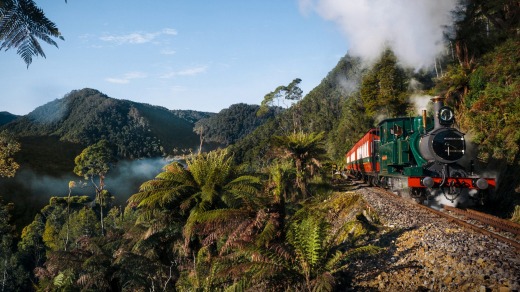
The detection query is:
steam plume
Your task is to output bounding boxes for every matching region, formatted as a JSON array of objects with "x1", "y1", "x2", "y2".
[{"x1": 300, "y1": 0, "x2": 457, "y2": 68}]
